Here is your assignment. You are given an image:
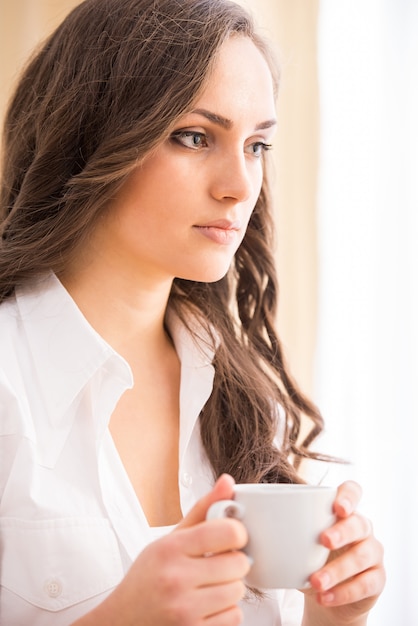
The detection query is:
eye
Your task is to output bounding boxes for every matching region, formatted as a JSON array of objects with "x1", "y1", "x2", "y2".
[
  {"x1": 171, "y1": 130, "x2": 208, "y2": 150},
  {"x1": 246, "y1": 141, "x2": 273, "y2": 158}
]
